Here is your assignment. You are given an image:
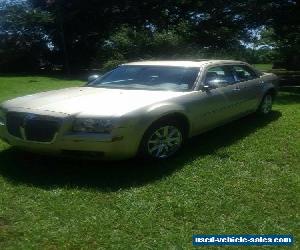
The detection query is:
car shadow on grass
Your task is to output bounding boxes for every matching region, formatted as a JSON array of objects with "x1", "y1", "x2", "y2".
[{"x1": 0, "y1": 111, "x2": 281, "y2": 192}]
